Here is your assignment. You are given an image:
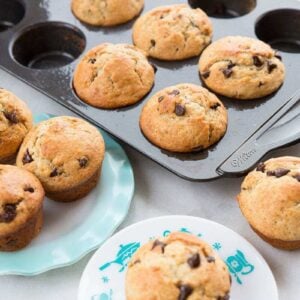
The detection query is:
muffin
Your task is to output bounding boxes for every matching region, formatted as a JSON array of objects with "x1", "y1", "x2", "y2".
[
  {"x1": 126, "y1": 232, "x2": 231, "y2": 300},
  {"x1": 133, "y1": 4, "x2": 213, "y2": 61},
  {"x1": 73, "y1": 43, "x2": 155, "y2": 109},
  {"x1": 140, "y1": 83, "x2": 227, "y2": 152},
  {"x1": 71, "y1": 0, "x2": 144, "y2": 26},
  {"x1": 199, "y1": 36, "x2": 285, "y2": 99},
  {"x1": 0, "y1": 165, "x2": 44, "y2": 251},
  {"x1": 0, "y1": 88, "x2": 33, "y2": 163},
  {"x1": 16, "y1": 116, "x2": 105, "y2": 202},
  {"x1": 237, "y1": 156, "x2": 300, "y2": 250}
]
